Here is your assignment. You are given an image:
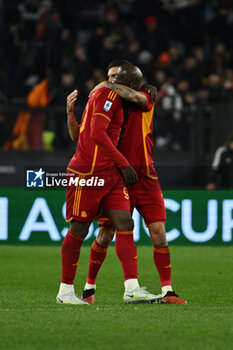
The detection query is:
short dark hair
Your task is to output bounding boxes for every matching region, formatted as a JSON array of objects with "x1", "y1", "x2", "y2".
[{"x1": 108, "y1": 59, "x2": 131, "y2": 70}]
